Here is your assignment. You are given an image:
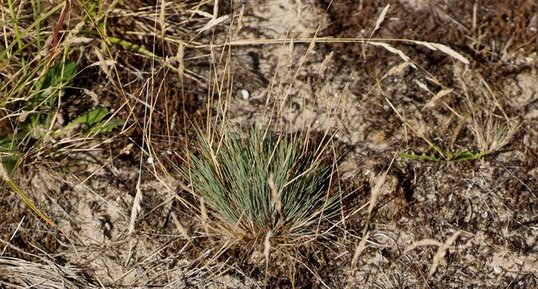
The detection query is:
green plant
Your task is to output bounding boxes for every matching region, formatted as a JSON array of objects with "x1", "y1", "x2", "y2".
[
  {"x1": 183, "y1": 127, "x2": 341, "y2": 243},
  {"x1": 0, "y1": 1, "x2": 71, "y2": 228},
  {"x1": 0, "y1": 60, "x2": 123, "y2": 174},
  {"x1": 0, "y1": 0, "x2": 126, "y2": 234},
  {"x1": 399, "y1": 143, "x2": 489, "y2": 163},
  {"x1": 0, "y1": 60, "x2": 76, "y2": 173},
  {"x1": 57, "y1": 107, "x2": 124, "y2": 137}
]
